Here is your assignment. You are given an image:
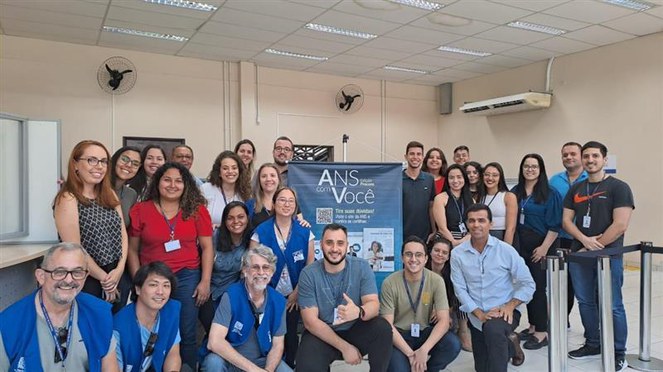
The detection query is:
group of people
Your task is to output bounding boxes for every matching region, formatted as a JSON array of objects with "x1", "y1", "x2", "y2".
[
  {"x1": 0, "y1": 135, "x2": 634, "y2": 372},
  {"x1": 403, "y1": 140, "x2": 634, "y2": 372}
]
